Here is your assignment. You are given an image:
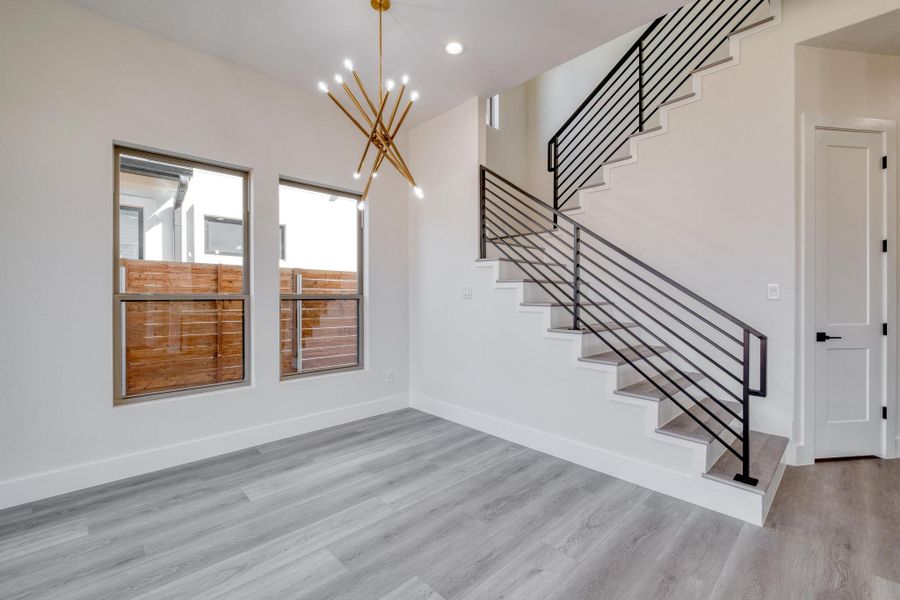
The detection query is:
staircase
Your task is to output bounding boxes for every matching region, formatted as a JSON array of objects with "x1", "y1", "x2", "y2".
[
  {"x1": 547, "y1": 0, "x2": 780, "y2": 214},
  {"x1": 474, "y1": 0, "x2": 788, "y2": 526}
]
